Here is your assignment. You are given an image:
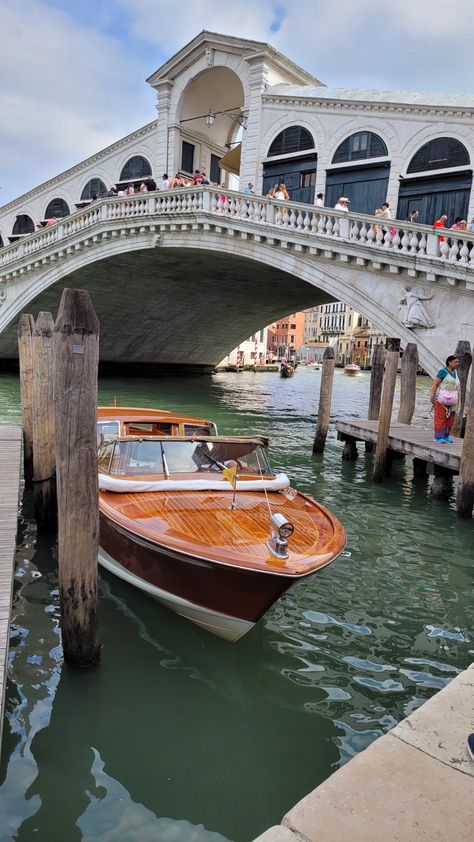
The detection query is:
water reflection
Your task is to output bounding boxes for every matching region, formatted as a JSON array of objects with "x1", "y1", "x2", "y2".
[{"x1": 0, "y1": 368, "x2": 473, "y2": 842}]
